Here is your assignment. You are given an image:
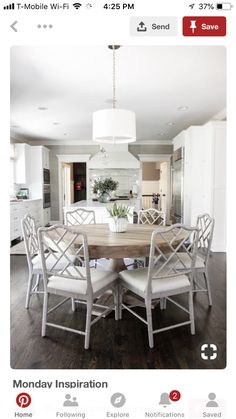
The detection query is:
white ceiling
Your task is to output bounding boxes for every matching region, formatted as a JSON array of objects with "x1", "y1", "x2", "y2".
[{"x1": 10, "y1": 46, "x2": 226, "y2": 144}]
